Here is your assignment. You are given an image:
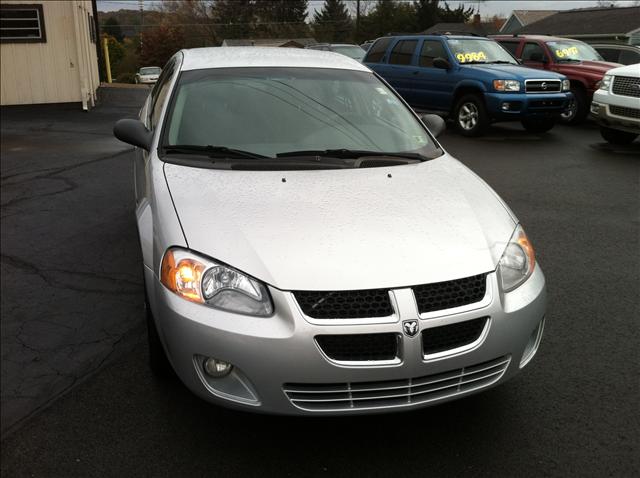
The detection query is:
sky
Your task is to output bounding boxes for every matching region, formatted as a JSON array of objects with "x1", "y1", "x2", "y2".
[{"x1": 97, "y1": 0, "x2": 640, "y2": 18}]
